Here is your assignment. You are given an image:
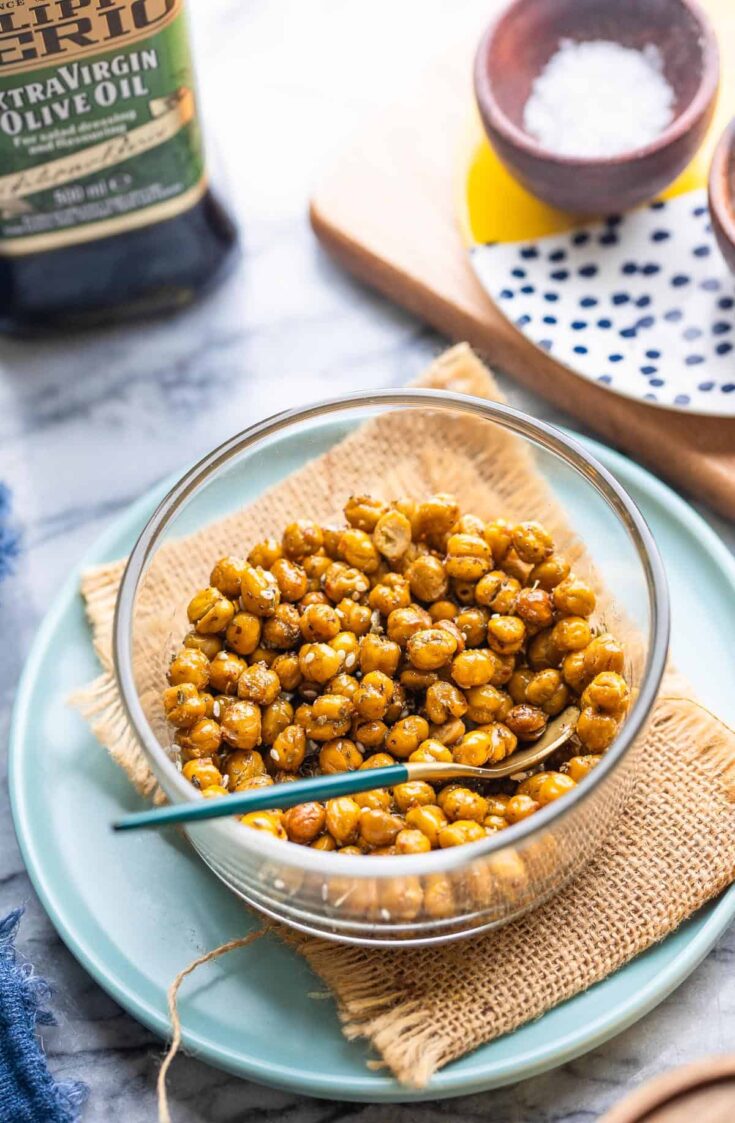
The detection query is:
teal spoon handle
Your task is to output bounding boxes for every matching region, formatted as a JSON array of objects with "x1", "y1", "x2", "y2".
[{"x1": 113, "y1": 764, "x2": 411, "y2": 832}]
